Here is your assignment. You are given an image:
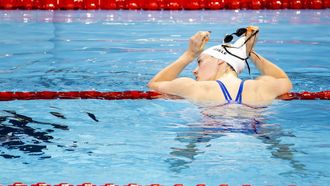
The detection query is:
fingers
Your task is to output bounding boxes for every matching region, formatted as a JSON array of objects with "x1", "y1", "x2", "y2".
[
  {"x1": 246, "y1": 26, "x2": 259, "y2": 37},
  {"x1": 245, "y1": 26, "x2": 259, "y2": 56},
  {"x1": 199, "y1": 31, "x2": 211, "y2": 50},
  {"x1": 245, "y1": 26, "x2": 259, "y2": 43},
  {"x1": 190, "y1": 31, "x2": 211, "y2": 47},
  {"x1": 201, "y1": 31, "x2": 211, "y2": 41},
  {"x1": 191, "y1": 31, "x2": 211, "y2": 41},
  {"x1": 188, "y1": 31, "x2": 211, "y2": 57},
  {"x1": 247, "y1": 26, "x2": 259, "y2": 32}
]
